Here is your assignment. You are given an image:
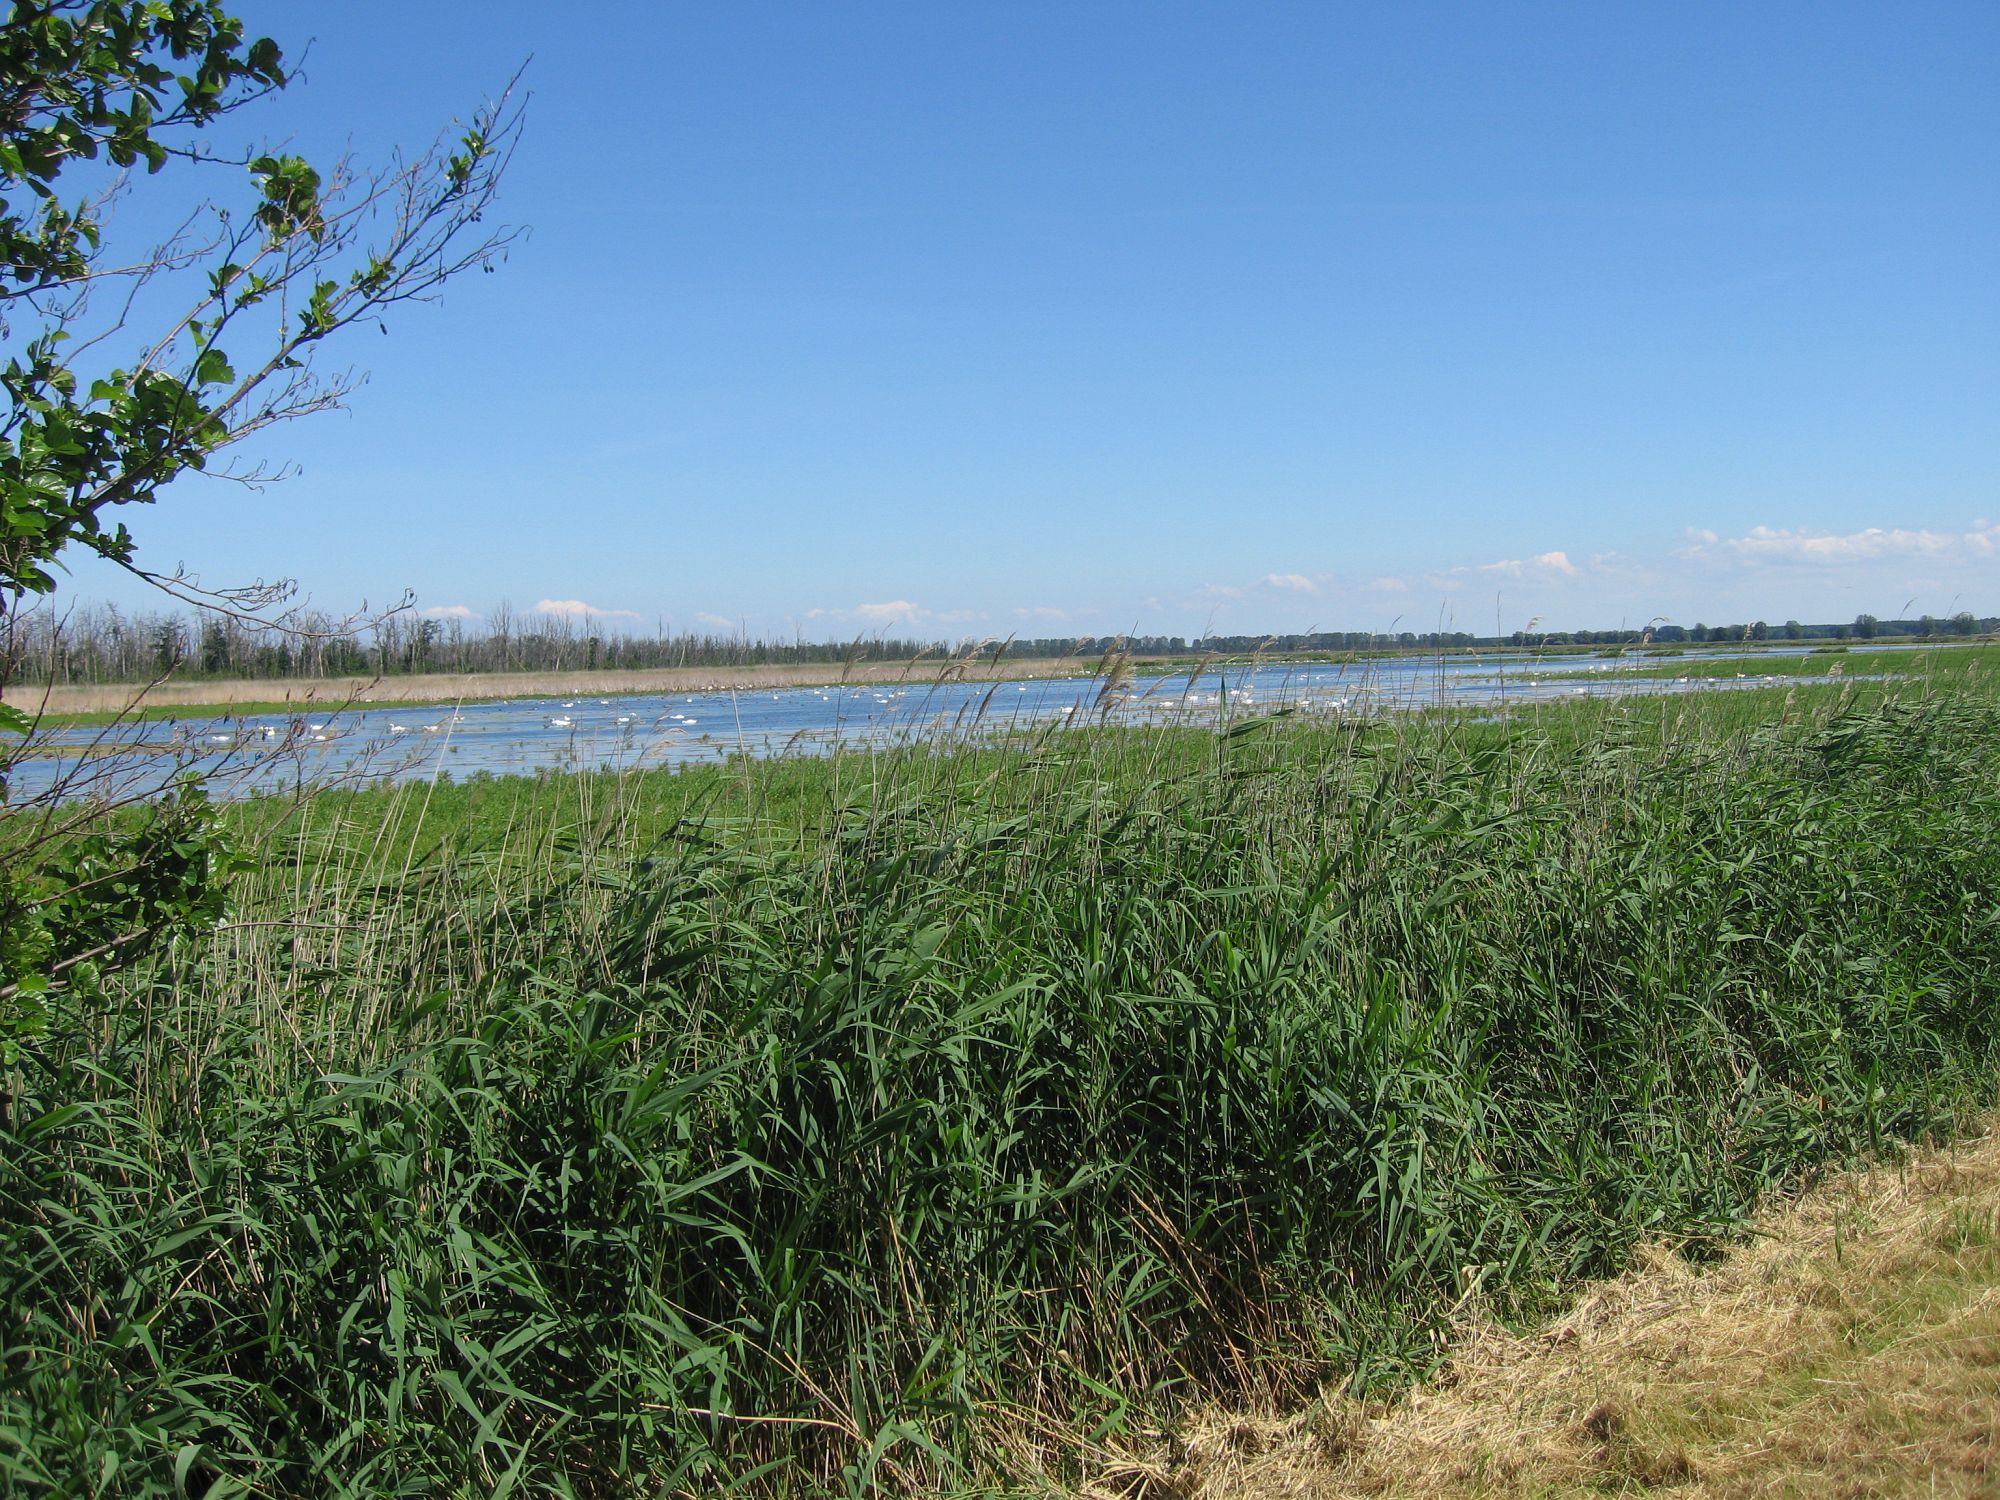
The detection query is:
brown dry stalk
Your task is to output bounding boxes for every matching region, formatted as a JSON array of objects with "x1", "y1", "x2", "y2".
[{"x1": 1095, "y1": 1118, "x2": 2000, "y2": 1500}]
